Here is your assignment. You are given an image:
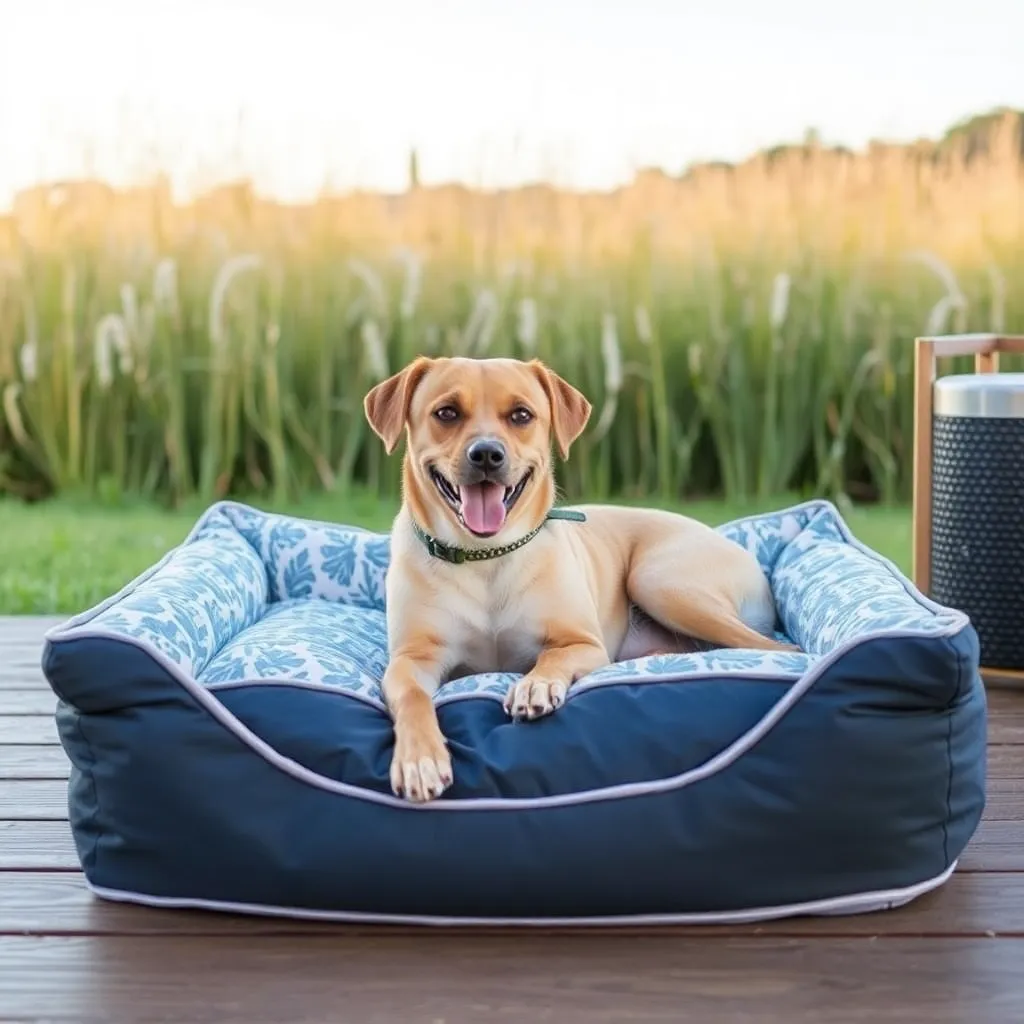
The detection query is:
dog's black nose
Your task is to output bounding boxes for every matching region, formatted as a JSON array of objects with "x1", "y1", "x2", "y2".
[{"x1": 466, "y1": 438, "x2": 507, "y2": 470}]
